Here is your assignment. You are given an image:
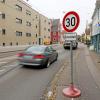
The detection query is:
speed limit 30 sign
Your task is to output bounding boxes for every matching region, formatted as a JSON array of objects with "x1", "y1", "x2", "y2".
[{"x1": 62, "y1": 11, "x2": 80, "y2": 32}]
